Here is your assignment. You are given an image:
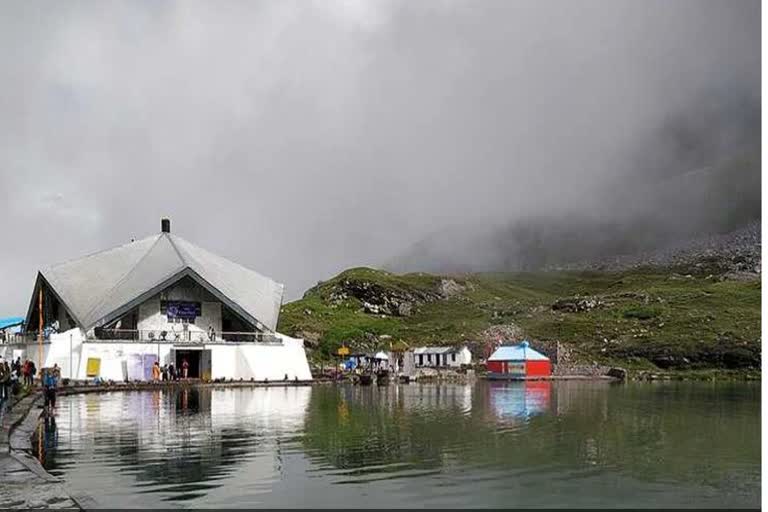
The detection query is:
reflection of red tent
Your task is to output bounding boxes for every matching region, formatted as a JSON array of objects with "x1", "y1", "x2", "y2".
[
  {"x1": 489, "y1": 381, "x2": 551, "y2": 419},
  {"x1": 486, "y1": 341, "x2": 551, "y2": 379}
]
